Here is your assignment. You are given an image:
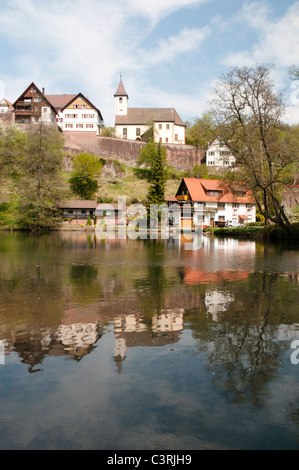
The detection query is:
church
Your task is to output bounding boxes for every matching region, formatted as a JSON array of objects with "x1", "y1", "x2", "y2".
[{"x1": 114, "y1": 77, "x2": 186, "y2": 145}]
